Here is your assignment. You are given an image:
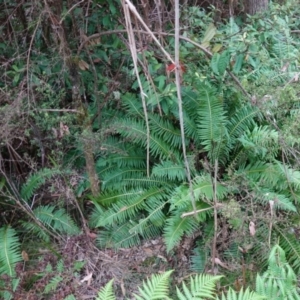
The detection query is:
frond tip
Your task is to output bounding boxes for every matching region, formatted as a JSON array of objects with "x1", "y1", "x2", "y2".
[
  {"x1": 134, "y1": 270, "x2": 173, "y2": 300},
  {"x1": 0, "y1": 226, "x2": 22, "y2": 277}
]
